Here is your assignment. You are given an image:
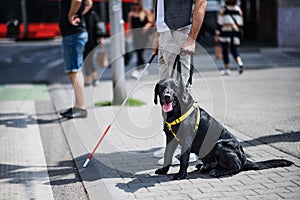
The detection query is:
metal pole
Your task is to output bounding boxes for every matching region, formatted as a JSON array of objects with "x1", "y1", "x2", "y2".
[
  {"x1": 20, "y1": 0, "x2": 28, "y2": 39},
  {"x1": 109, "y1": 0, "x2": 127, "y2": 104}
]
